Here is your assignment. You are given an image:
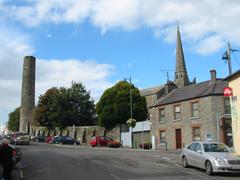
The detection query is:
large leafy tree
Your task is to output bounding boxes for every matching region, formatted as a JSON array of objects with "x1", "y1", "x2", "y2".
[
  {"x1": 35, "y1": 82, "x2": 96, "y2": 130},
  {"x1": 8, "y1": 107, "x2": 20, "y2": 132},
  {"x1": 96, "y1": 81, "x2": 147, "y2": 129},
  {"x1": 35, "y1": 87, "x2": 59, "y2": 130}
]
